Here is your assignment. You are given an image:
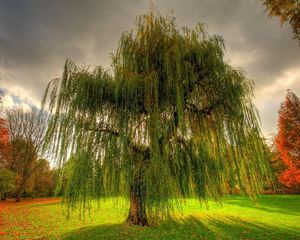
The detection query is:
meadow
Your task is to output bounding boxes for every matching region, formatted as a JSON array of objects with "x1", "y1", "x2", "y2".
[{"x1": 0, "y1": 195, "x2": 299, "y2": 240}]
